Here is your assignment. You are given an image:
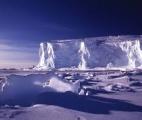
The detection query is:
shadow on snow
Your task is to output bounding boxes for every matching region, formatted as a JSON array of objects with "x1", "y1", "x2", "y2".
[{"x1": 1, "y1": 92, "x2": 142, "y2": 114}]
